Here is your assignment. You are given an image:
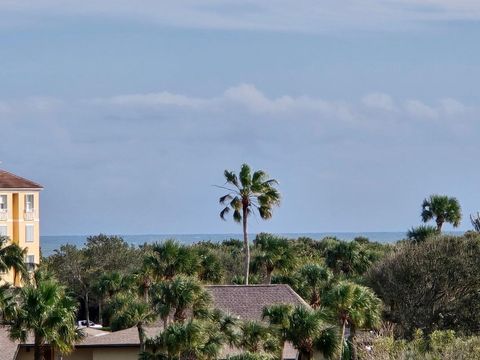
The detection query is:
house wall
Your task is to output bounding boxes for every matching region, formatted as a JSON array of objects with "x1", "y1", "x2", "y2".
[
  {"x1": 92, "y1": 348, "x2": 139, "y2": 360},
  {"x1": 0, "y1": 190, "x2": 41, "y2": 286},
  {"x1": 17, "y1": 347, "x2": 138, "y2": 360}
]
